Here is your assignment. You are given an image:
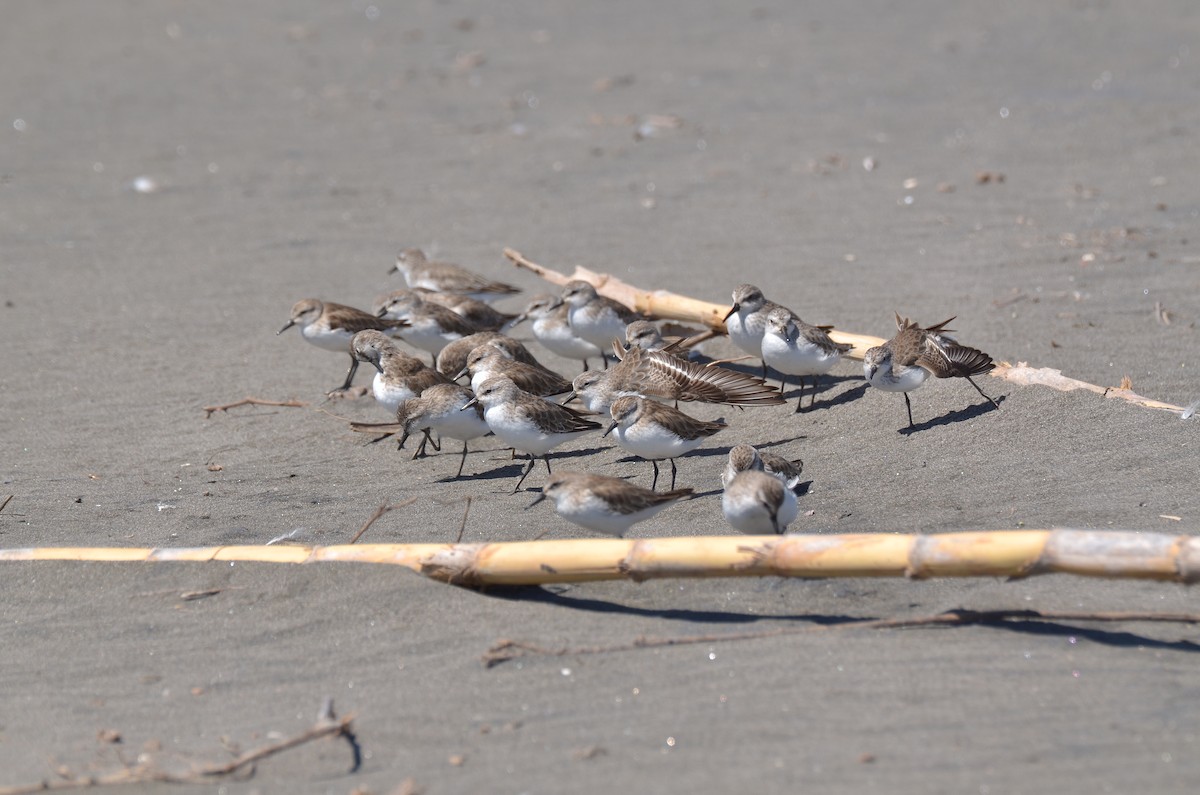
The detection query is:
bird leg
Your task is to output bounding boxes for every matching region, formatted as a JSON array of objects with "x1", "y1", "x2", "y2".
[
  {"x1": 455, "y1": 441, "x2": 470, "y2": 479},
  {"x1": 965, "y1": 376, "x2": 1001, "y2": 410},
  {"x1": 512, "y1": 455, "x2": 537, "y2": 493},
  {"x1": 669, "y1": 458, "x2": 678, "y2": 490},
  {"x1": 650, "y1": 460, "x2": 660, "y2": 491},
  {"x1": 903, "y1": 393, "x2": 915, "y2": 428}
]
